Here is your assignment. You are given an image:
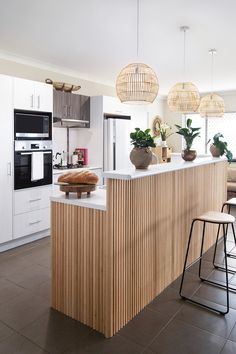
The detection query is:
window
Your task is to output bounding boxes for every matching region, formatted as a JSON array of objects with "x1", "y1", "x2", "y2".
[{"x1": 183, "y1": 113, "x2": 236, "y2": 157}]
